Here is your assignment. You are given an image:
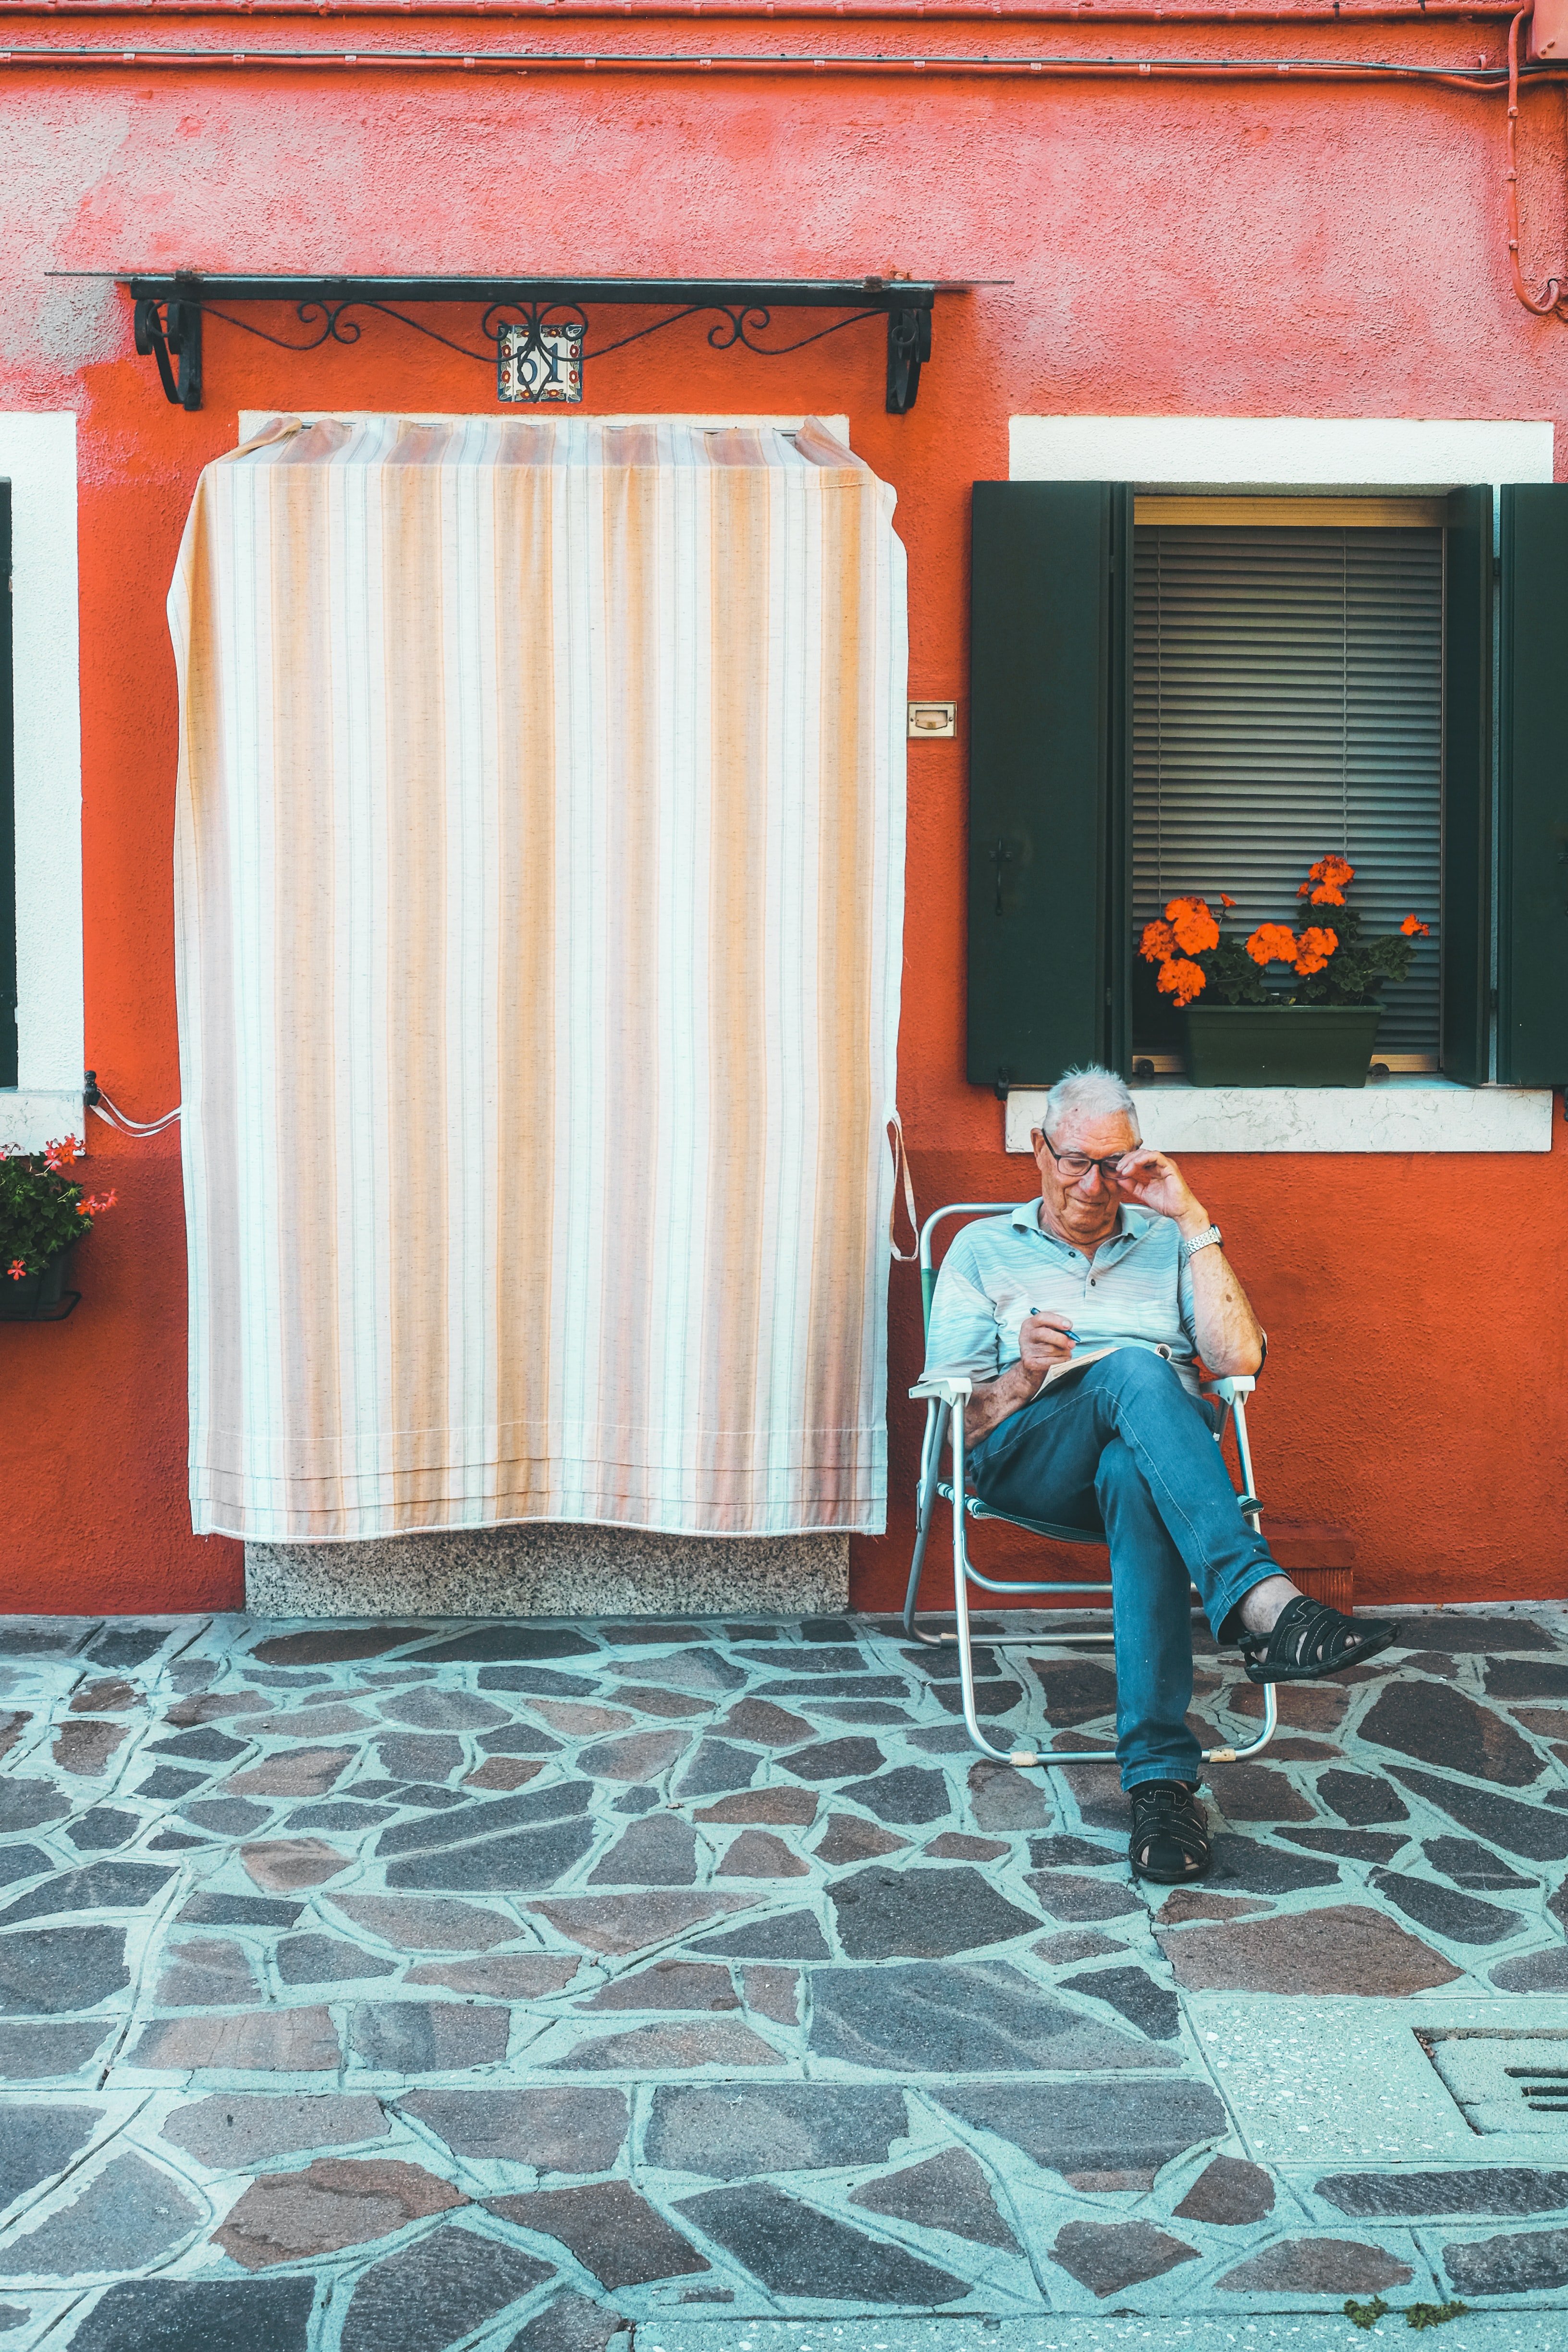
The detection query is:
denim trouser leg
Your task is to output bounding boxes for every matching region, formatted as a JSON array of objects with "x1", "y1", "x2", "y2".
[{"x1": 967, "y1": 1347, "x2": 1279, "y2": 1790}]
